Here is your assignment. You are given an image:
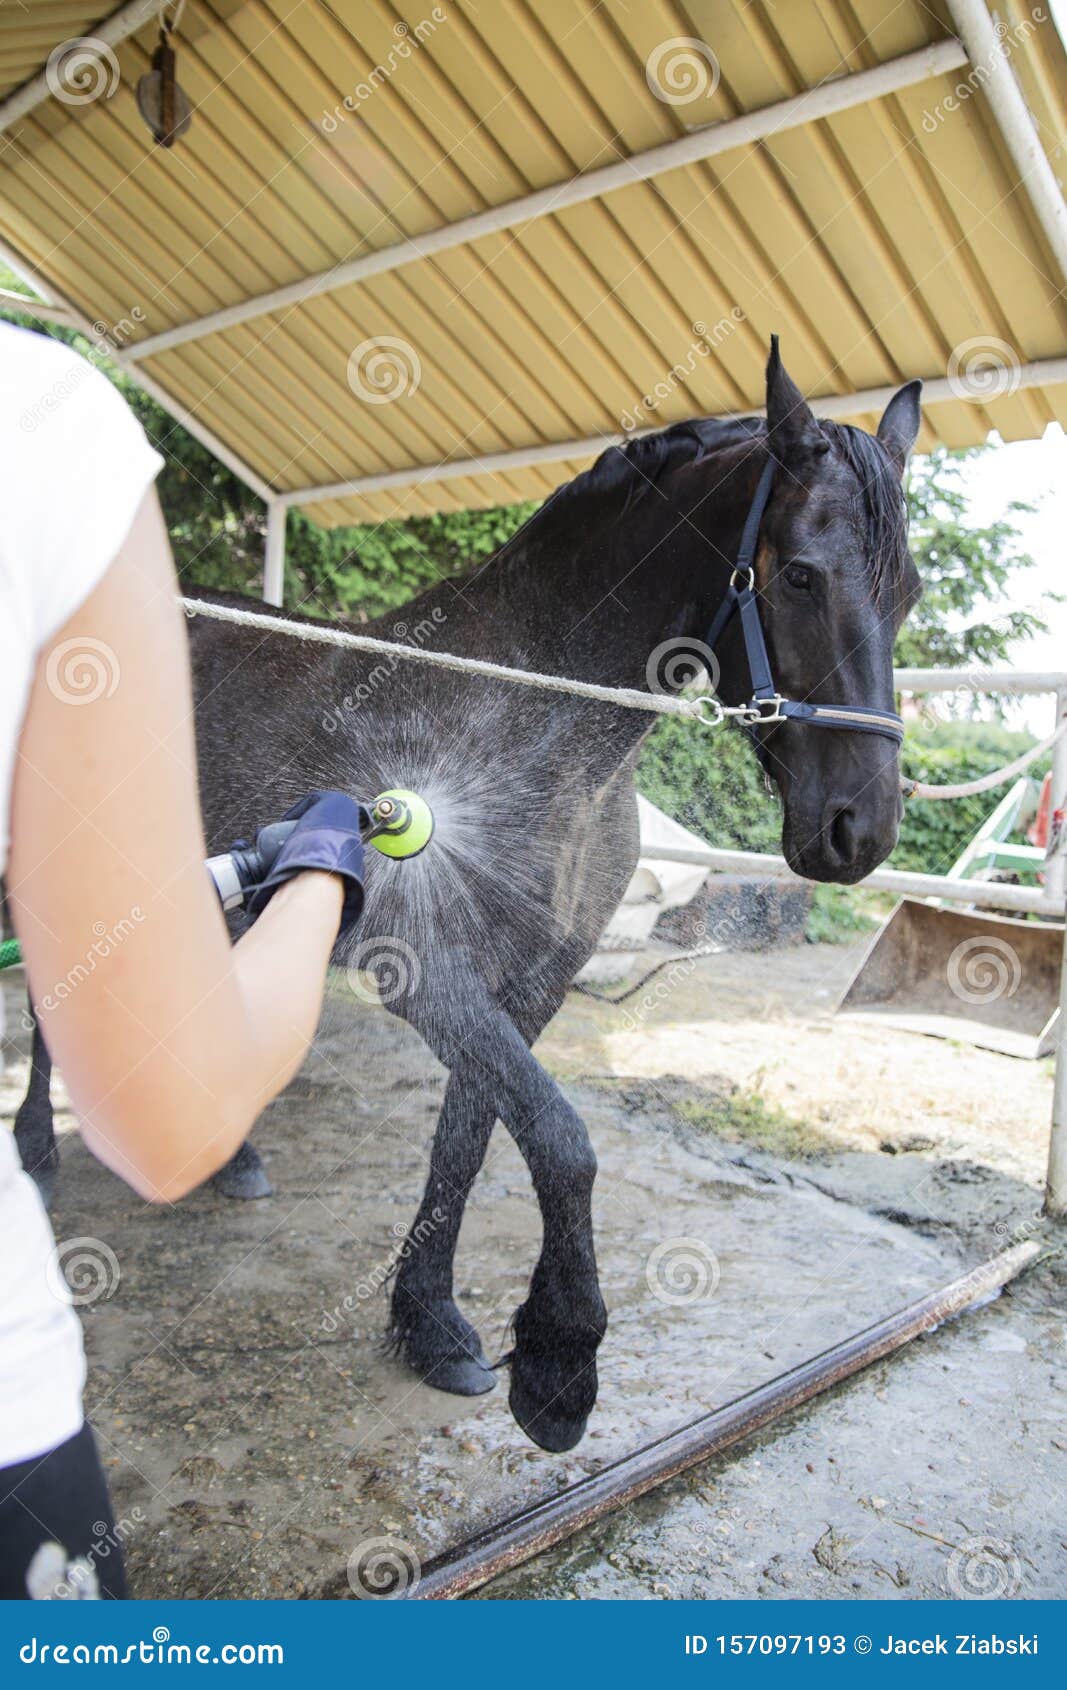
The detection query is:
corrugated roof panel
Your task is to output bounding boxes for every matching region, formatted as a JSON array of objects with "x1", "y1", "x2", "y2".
[
  {"x1": 0, "y1": 0, "x2": 1064, "y2": 525},
  {"x1": 0, "y1": 3, "x2": 116, "y2": 100}
]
